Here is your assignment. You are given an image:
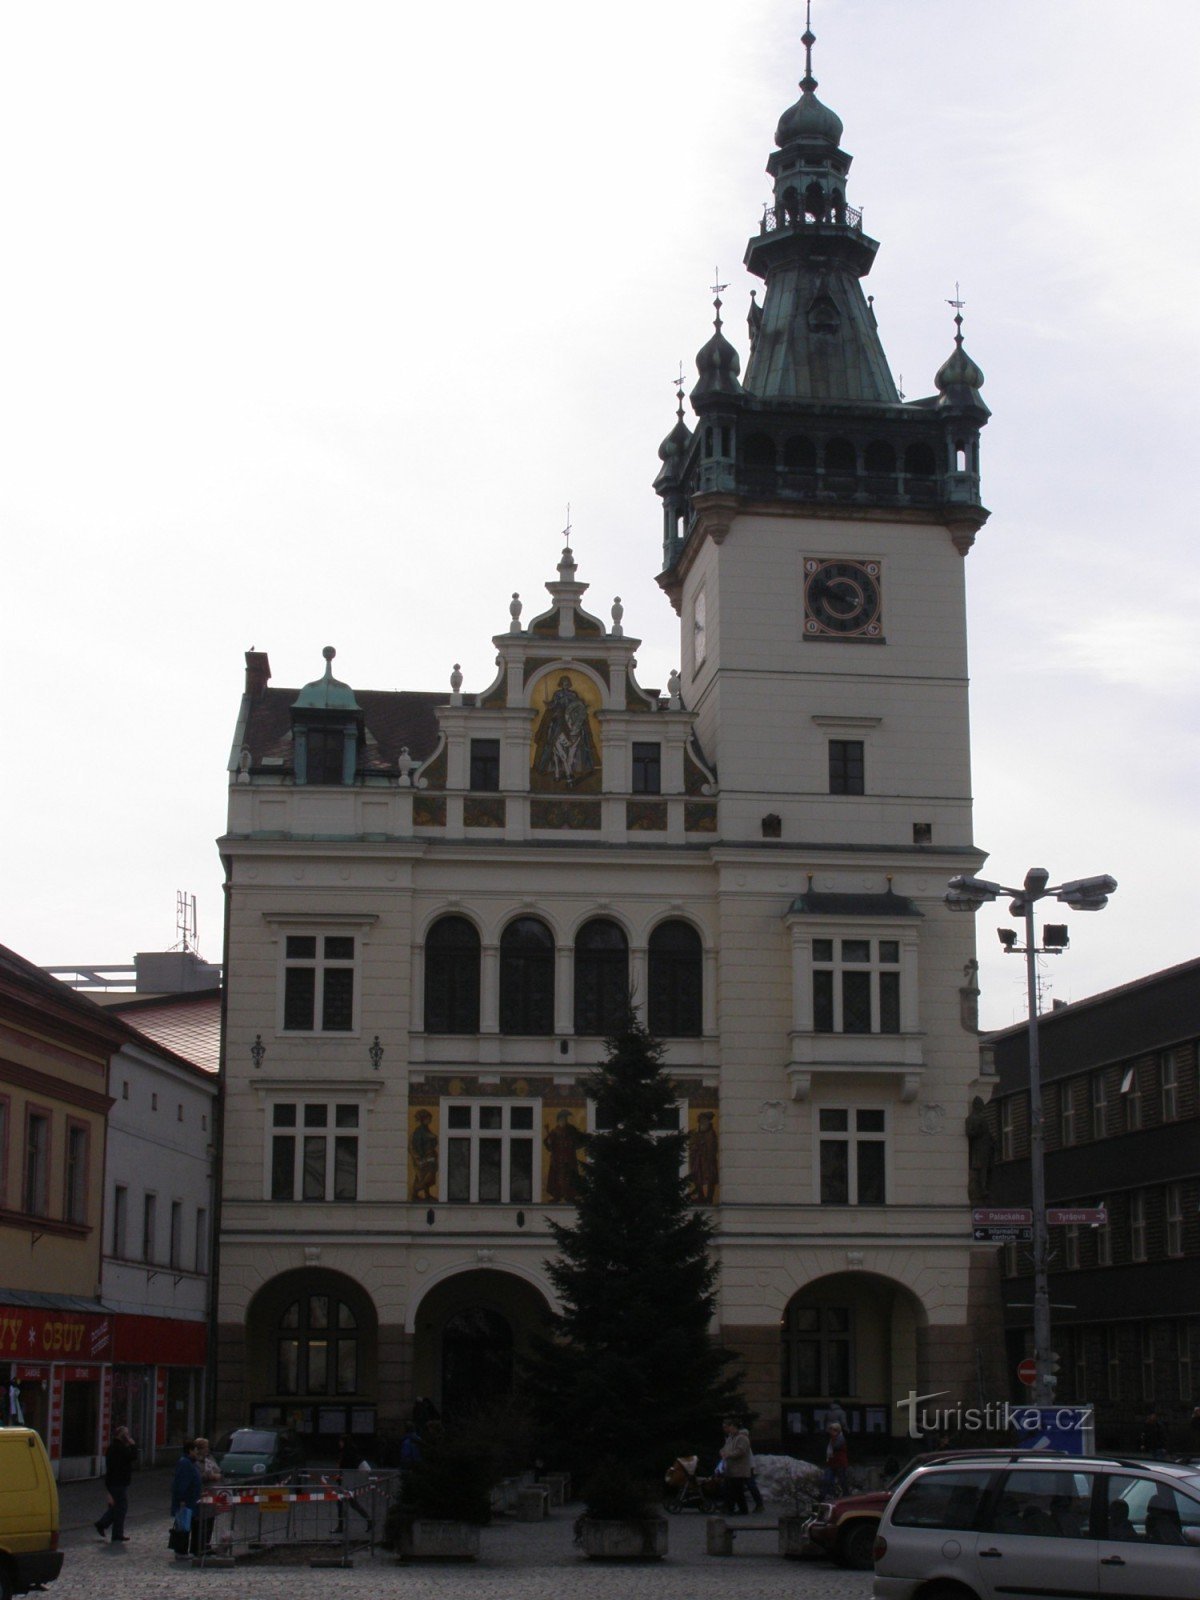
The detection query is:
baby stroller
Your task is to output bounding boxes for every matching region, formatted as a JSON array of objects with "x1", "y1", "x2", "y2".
[{"x1": 663, "y1": 1454, "x2": 719, "y2": 1514}]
